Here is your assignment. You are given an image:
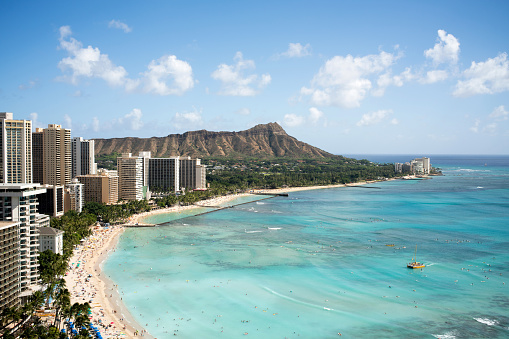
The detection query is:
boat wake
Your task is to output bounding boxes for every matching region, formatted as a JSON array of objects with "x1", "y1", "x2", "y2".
[
  {"x1": 261, "y1": 286, "x2": 337, "y2": 313},
  {"x1": 268, "y1": 227, "x2": 282, "y2": 230},
  {"x1": 245, "y1": 229, "x2": 262, "y2": 233},
  {"x1": 432, "y1": 332, "x2": 457, "y2": 339},
  {"x1": 474, "y1": 317, "x2": 499, "y2": 326}
]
